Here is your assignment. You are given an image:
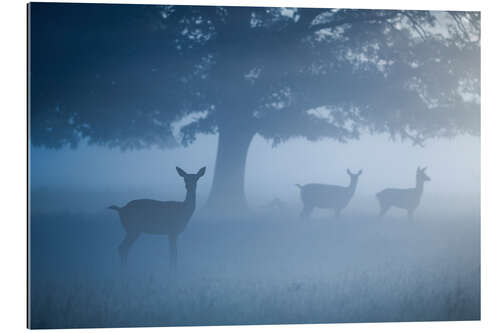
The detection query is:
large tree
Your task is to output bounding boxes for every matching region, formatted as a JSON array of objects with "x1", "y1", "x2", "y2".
[{"x1": 30, "y1": 4, "x2": 480, "y2": 214}]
